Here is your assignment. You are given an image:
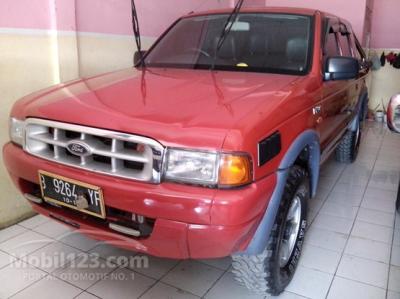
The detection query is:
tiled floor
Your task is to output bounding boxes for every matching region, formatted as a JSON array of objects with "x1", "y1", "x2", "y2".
[{"x1": 0, "y1": 122, "x2": 399, "y2": 299}]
